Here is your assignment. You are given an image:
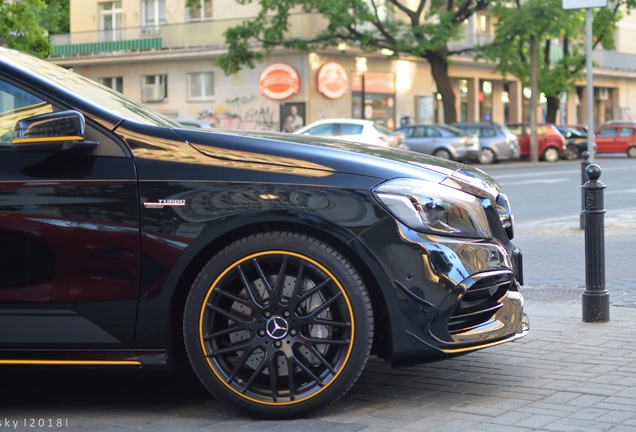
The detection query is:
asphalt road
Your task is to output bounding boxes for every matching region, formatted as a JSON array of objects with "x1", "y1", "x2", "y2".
[{"x1": 479, "y1": 155, "x2": 636, "y2": 227}]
